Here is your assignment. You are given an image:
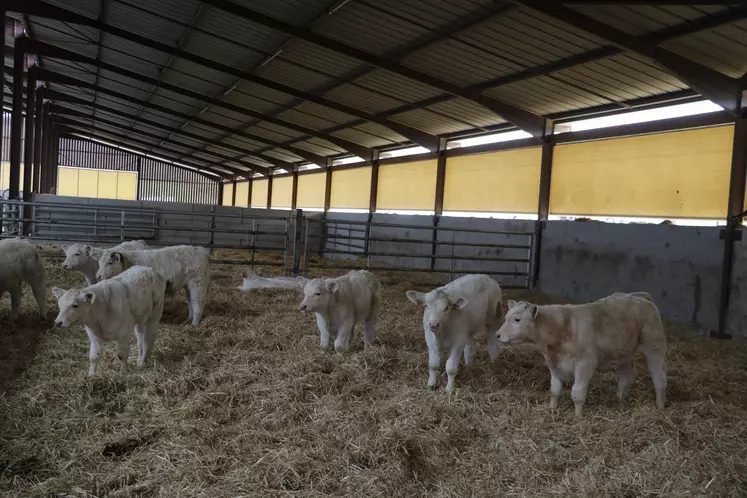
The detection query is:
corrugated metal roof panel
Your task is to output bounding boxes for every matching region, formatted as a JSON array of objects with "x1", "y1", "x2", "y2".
[
  {"x1": 402, "y1": 38, "x2": 520, "y2": 87},
  {"x1": 27, "y1": 17, "x2": 100, "y2": 58},
  {"x1": 147, "y1": 94, "x2": 203, "y2": 118},
  {"x1": 312, "y1": 1, "x2": 431, "y2": 56},
  {"x1": 352, "y1": 122, "x2": 408, "y2": 143},
  {"x1": 43, "y1": 0, "x2": 100, "y2": 17},
  {"x1": 291, "y1": 101, "x2": 358, "y2": 125},
  {"x1": 179, "y1": 30, "x2": 265, "y2": 72},
  {"x1": 221, "y1": 91, "x2": 287, "y2": 115},
  {"x1": 161, "y1": 59, "x2": 237, "y2": 95},
  {"x1": 111, "y1": 0, "x2": 203, "y2": 25},
  {"x1": 97, "y1": 78, "x2": 151, "y2": 102},
  {"x1": 199, "y1": 110, "x2": 246, "y2": 131},
  {"x1": 486, "y1": 77, "x2": 596, "y2": 116},
  {"x1": 228, "y1": 0, "x2": 330, "y2": 25},
  {"x1": 663, "y1": 18, "x2": 747, "y2": 78},
  {"x1": 253, "y1": 122, "x2": 305, "y2": 140},
  {"x1": 222, "y1": 136, "x2": 262, "y2": 152},
  {"x1": 324, "y1": 84, "x2": 403, "y2": 114},
  {"x1": 137, "y1": 110, "x2": 186, "y2": 129},
  {"x1": 231, "y1": 81, "x2": 298, "y2": 106},
  {"x1": 242, "y1": 126, "x2": 296, "y2": 145},
  {"x1": 98, "y1": 69, "x2": 153, "y2": 94},
  {"x1": 277, "y1": 41, "x2": 367, "y2": 80},
  {"x1": 275, "y1": 108, "x2": 339, "y2": 131},
  {"x1": 101, "y1": 36, "x2": 172, "y2": 70},
  {"x1": 195, "y1": 4, "x2": 289, "y2": 55},
  {"x1": 262, "y1": 149, "x2": 303, "y2": 163},
  {"x1": 568, "y1": 5, "x2": 727, "y2": 36},
  {"x1": 256, "y1": 59, "x2": 337, "y2": 92},
  {"x1": 390, "y1": 109, "x2": 472, "y2": 135},
  {"x1": 180, "y1": 124, "x2": 223, "y2": 142},
  {"x1": 425, "y1": 98, "x2": 507, "y2": 128},
  {"x1": 331, "y1": 128, "x2": 397, "y2": 148},
  {"x1": 366, "y1": 0, "x2": 500, "y2": 32},
  {"x1": 354, "y1": 70, "x2": 443, "y2": 103},
  {"x1": 292, "y1": 139, "x2": 343, "y2": 157},
  {"x1": 106, "y1": 1, "x2": 195, "y2": 45}
]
